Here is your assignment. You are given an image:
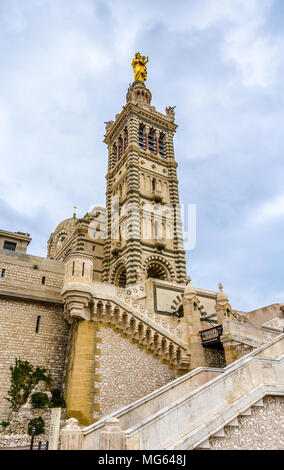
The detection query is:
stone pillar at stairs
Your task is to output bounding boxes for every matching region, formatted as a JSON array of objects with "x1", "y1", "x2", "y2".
[
  {"x1": 61, "y1": 251, "x2": 101, "y2": 426},
  {"x1": 216, "y1": 283, "x2": 236, "y2": 365},
  {"x1": 182, "y1": 277, "x2": 206, "y2": 370}
]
